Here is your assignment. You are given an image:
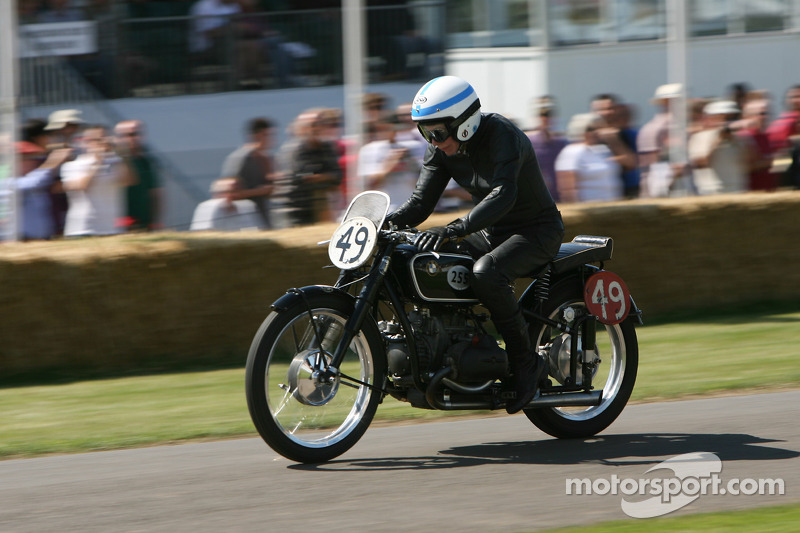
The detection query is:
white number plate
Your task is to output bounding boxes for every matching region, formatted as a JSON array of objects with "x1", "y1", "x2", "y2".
[{"x1": 328, "y1": 216, "x2": 378, "y2": 270}]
